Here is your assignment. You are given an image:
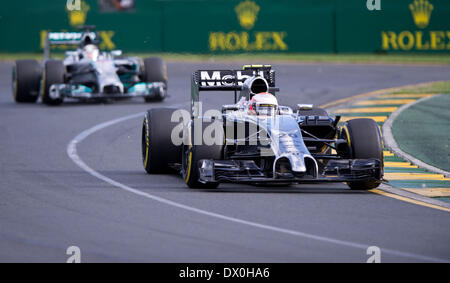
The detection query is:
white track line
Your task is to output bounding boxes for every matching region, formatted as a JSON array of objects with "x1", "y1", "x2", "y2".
[{"x1": 67, "y1": 112, "x2": 449, "y2": 263}]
